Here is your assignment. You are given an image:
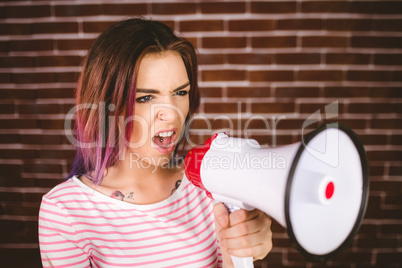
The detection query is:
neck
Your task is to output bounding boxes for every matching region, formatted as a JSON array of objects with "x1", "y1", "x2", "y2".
[{"x1": 99, "y1": 151, "x2": 184, "y2": 204}]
